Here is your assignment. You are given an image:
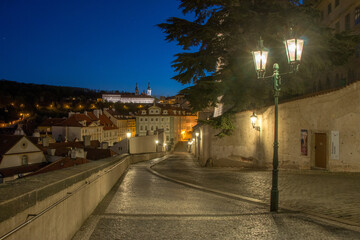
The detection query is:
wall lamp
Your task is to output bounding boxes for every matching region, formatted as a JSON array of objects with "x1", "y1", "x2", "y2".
[{"x1": 250, "y1": 112, "x2": 260, "y2": 131}]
